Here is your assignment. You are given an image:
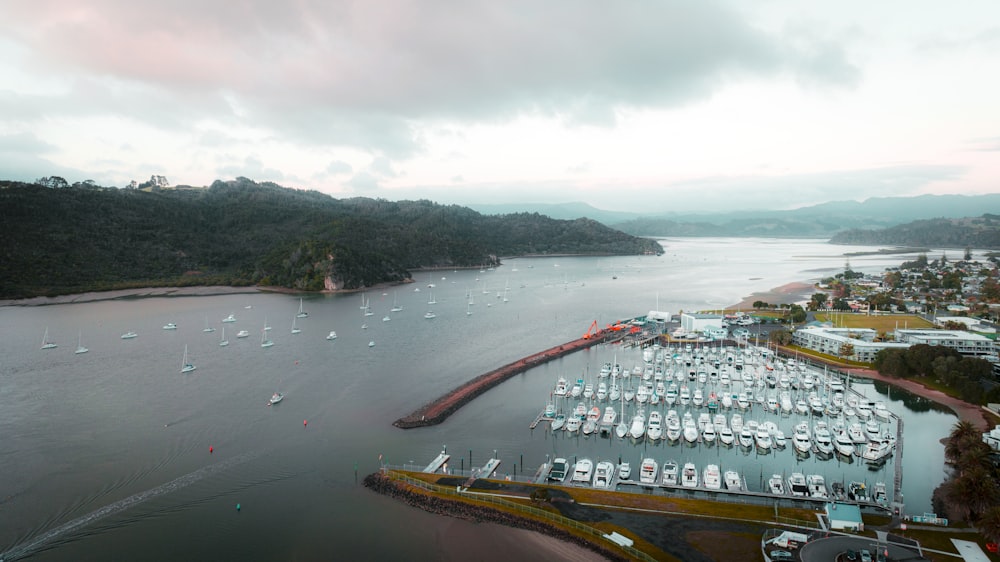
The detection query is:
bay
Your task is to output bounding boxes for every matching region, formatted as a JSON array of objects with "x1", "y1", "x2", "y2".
[{"x1": 0, "y1": 238, "x2": 967, "y2": 560}]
